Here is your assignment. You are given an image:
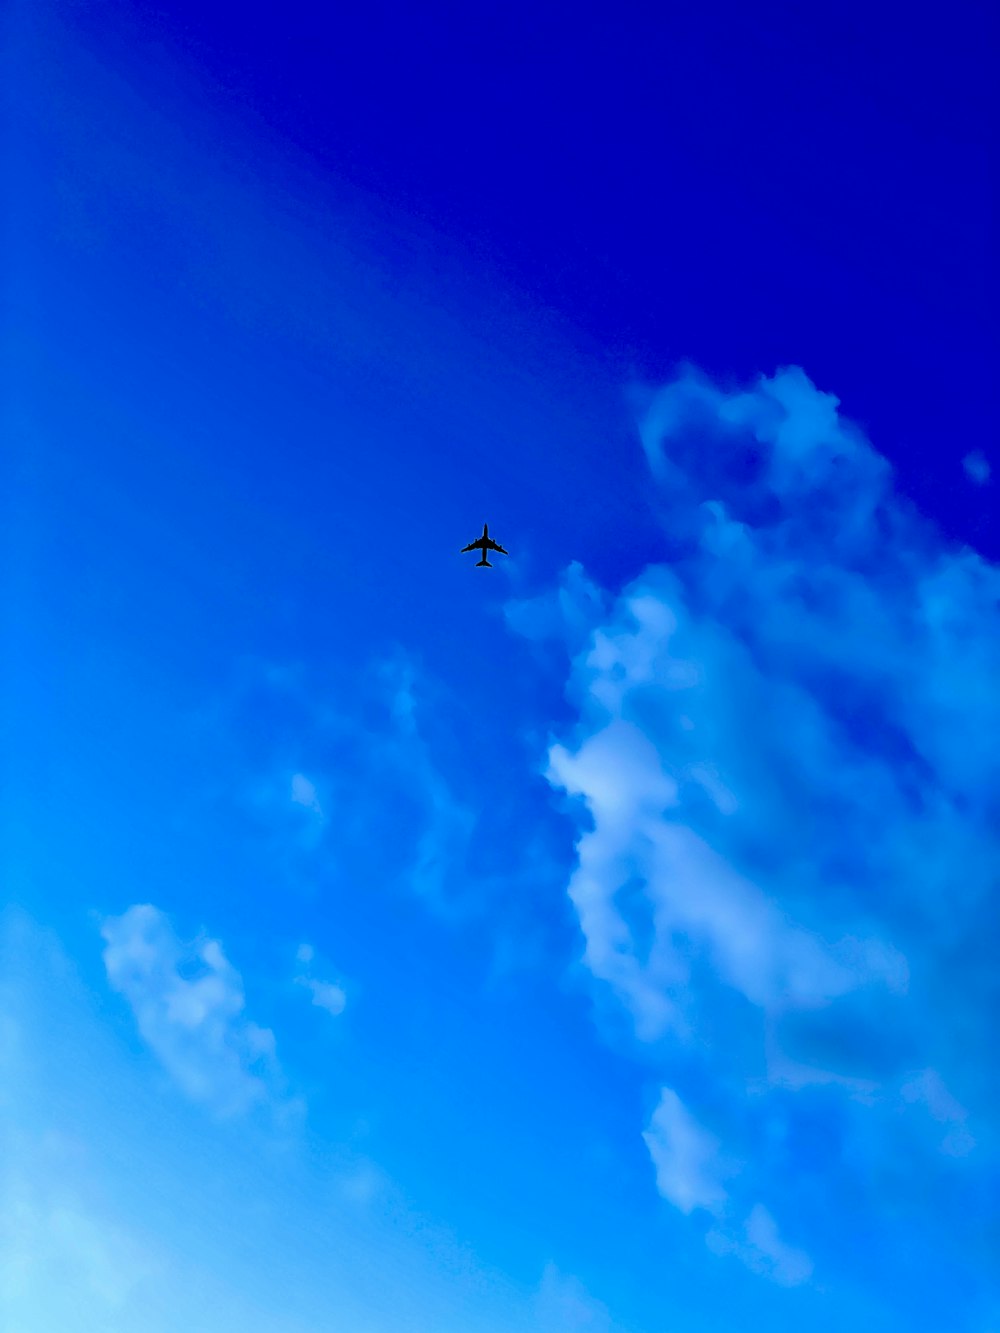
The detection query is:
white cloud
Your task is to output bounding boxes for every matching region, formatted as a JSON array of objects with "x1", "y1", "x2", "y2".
[
  {"x1": 294, "y1": 942, "x2": 347, "y2": 1017},
  {"x1": 290, "y1": 772, "x2": 324, "y2": 818},
  {"x1": 299, "y1": 976, "x2": 347, "y2": 1017},
  {"x1": 550, "y1": 730, "x2": 875, "y2": 1041},
  {"x1": 2, "y1": 913, "x2": 543, "y2": 1333},
  {"x1": 708, "y1": 1204, "x2": 813, "y2": 1287},
  {"x1": 962, "y1": 450, "x2": 991, "y2": 485},
  {"x1": 642, "y1": 1088, "x2": 728, "y2": 1215},
  {"x1": 101, "y1": 905, "x2": 283, "y2": 1117},
  {"x1": 512, "y1": 364, "x2": 999, "y2": 1295},
  {"x1": 538, "y1": 363, "x2": 998, "y2": 1047}
]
